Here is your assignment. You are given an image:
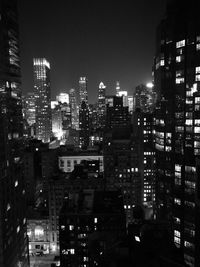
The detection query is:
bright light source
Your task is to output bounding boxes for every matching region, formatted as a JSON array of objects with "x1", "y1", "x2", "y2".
[
  {"x1": 135, "y1": 236, "x2": 140, "y2": 242},
  {"x1": 146, "y1": 82, "x2": 154, "y2": 88}
]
